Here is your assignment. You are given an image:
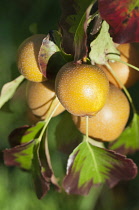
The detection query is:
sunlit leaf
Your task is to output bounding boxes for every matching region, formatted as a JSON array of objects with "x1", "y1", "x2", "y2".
[
  {"x1": 98, "y1": 0, "x2": 139, "y2": 43},
  {"x1": 85, "y1": 135, "x2": 105, "y2": 148},
  {"x1": 0, "y1": 75, "x2": 24, "y2": 109},
  {"x1": 89, "y1": 21, "x2": 120, "y2": 65},
  {"x1": 60, "y1": 0, "x2": 95, "y2": 61},
  {"x1": 109, "y1": 113, "x2": 139, "y2": 155},
  {"x1": 8, "y1": 121, "x2": 45, "y2": 146},
  {"x1": 3, "y1": 121, "x2": 45, "y2": 170},
  {"x1": 63, "y1": 141, "x2": 137, "y2": 195}
]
